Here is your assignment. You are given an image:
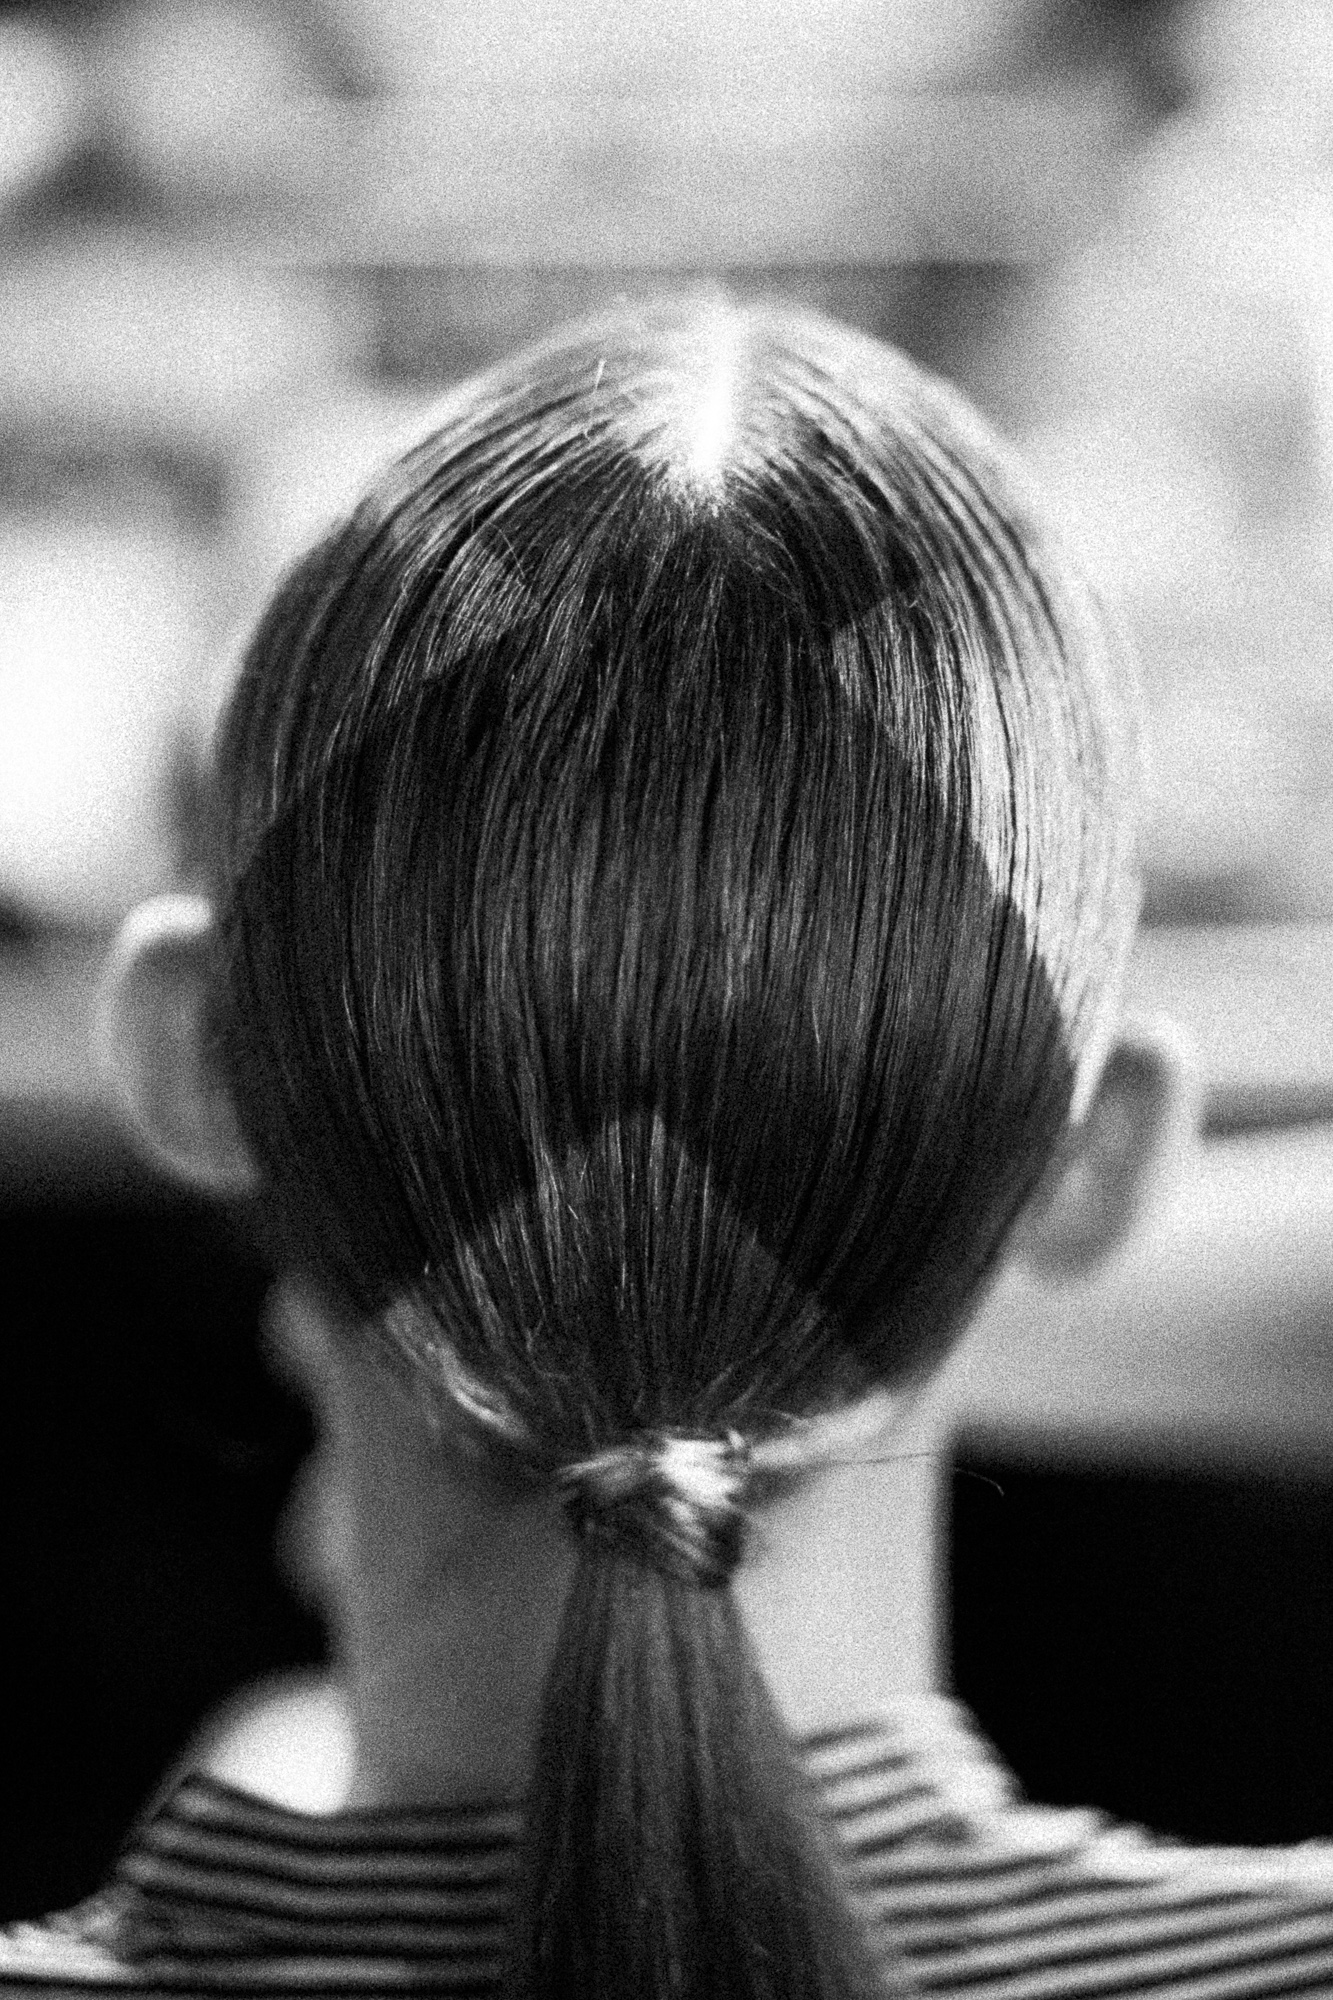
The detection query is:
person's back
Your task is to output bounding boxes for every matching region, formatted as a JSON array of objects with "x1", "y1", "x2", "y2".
[{"x1": 16, "y1": 300, "x2": 1172, "y2": 1998}]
